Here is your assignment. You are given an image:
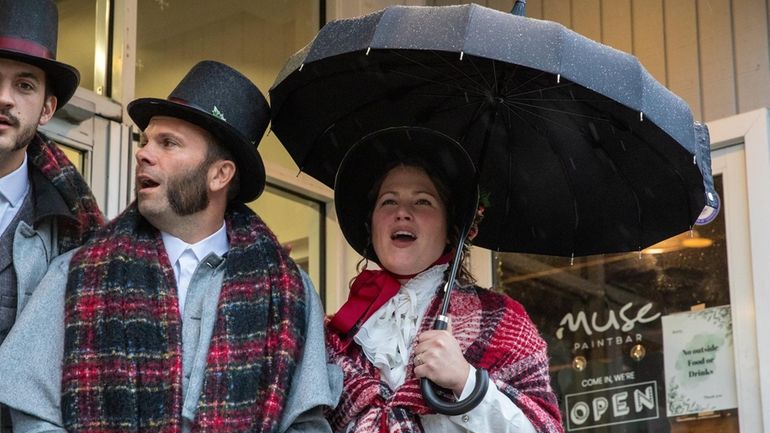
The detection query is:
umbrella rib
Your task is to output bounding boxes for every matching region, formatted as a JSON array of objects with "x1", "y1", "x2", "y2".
[
  {"x1": 511, "y1": 97, "x2": 612, "y2": 103},
  {"x1": 503, "y1": 103, "x2": 581, "y2": 253},
  {"x1": 602, "y1": 158, "x2": 644, "y2": 250},
  {"x1": 385, "y1": 78, "x2": 492, "y2": 119},
  {"x1": 498, "y1": 63, "x2": 520, "y2": 96},
  {"x1": 495, "y1": 106, "x2": 548, "y2": 239},
  {"x1": 425, "y1": 49, "x2": 494, "y2": 91},
  {"x1": 416, "y1": 98, "x2": 493, "y2": 116},
  {"x1": 387, "y1": 67, "x2": 489, "y2": 97},
  {"x1": 389, "y1": 50, "x2": 491, "y2": 96},
  {"x1": 505, "y1": 70, "x2": 550, "y2": 95},
  {"x1": 499, "y1": 98, "x2": 533, "y2": 128},
  {"x1": 457, "y1": 98, "x2": 492, "y2": 146},
  {"x1": 502, "y1": 104, "x2": 593, "y2": 136},
  {"x1": 409, "y1": 91, "x2": 484, "y2": 99},
  {"x1": 508, "y1": 82, "x2": 579, "y2": 97},
  {"x1": 500, "y1": 63, "x2": 532, "y2": 95},
  {"x1": 497, "y1": 101, "x2": 564, "y2": 137},
  {"x1": 398, "y1": 91, "x2": 494, "y2": 119},
  {"x1": 581, "y1": 125, "x2": 645, "y2": 249},
  {"x1": 492, "y1": 59, "x2": 499, "y2": 93},
  {"x1": 507, "y1": 101, "x2": 609, "y2": 122},
  {"x1": 491, "y1": 108, "x2": 586, "y2": 253},
  {"x1": 533, "y1": 133, "x2": 581, "y2": 254},
  {"x1": 463, "y1": 54, "x2": 495, "y2": 91},
  {"x1": 631, "y1": 130, "x2": 698, "y2": 238}
]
